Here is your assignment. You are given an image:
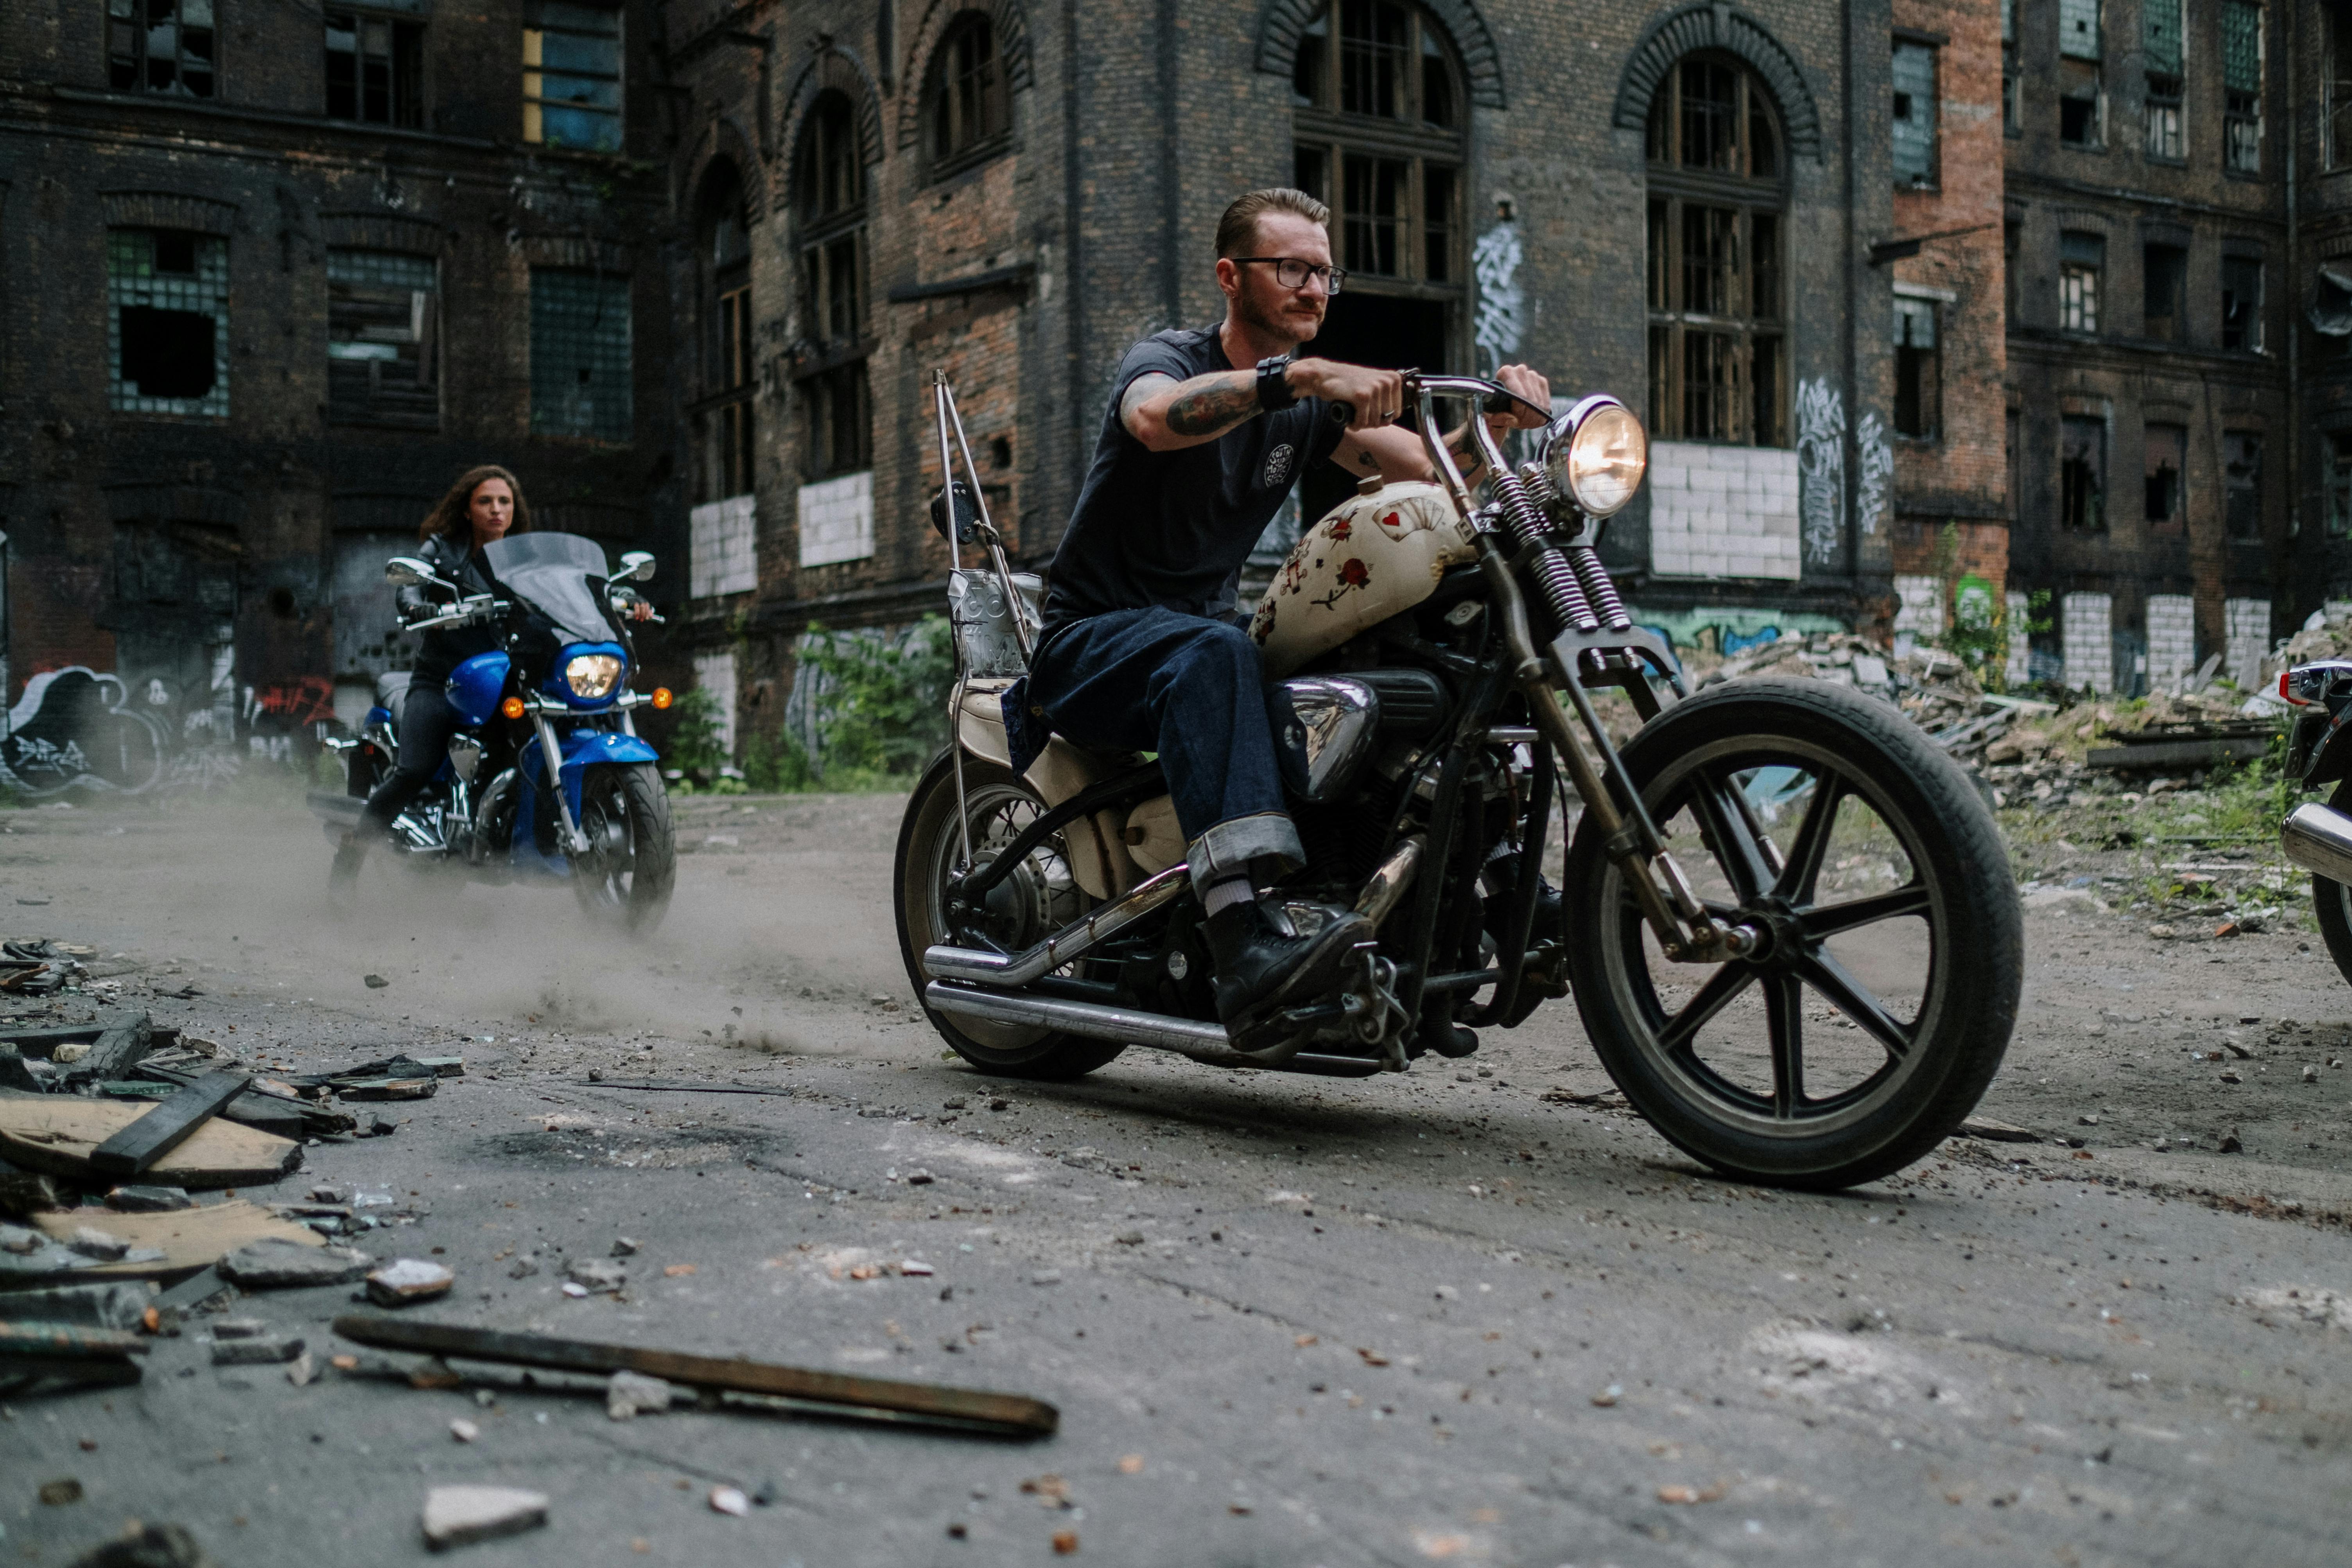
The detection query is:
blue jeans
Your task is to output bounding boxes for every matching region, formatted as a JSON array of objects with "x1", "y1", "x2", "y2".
[{"x1": 1028, "y1": 607, "x2": 1302, "y2": 885}]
